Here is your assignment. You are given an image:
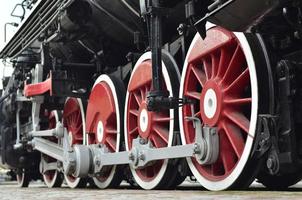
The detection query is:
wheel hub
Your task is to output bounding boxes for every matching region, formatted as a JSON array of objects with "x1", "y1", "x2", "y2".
[
  {"x1": 203, "y1": 89, "x2": 217, "y2": 118},
  {"x1": 200, "y1": 81, "x2": 223, "y2": 127},
  {"x1": 97, "y1": 121, "x2": 104, "y2": 143},
  {"x1": 138, "y1": 102, "x2": 153, "y2": 139}
]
